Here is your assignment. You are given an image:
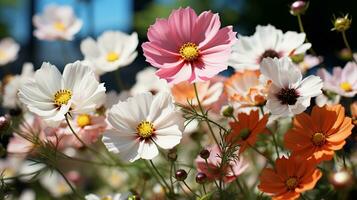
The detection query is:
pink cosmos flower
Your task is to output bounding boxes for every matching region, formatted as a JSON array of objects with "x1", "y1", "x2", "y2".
[
  {"x1": 195, "y1": 145, "x2": 248, "y2": 183},
  {"x1": 46, "y1": 114, "x2": 107, "y2": 149},
  {"x1": 317, "y1": 62, "x2": 357, "y2": 97},
  {"x1": 7, "y1": 115, "x2": 44, "y2": 155},
  {"x1": 142, "y1": 7, "x2": 236, "y2": 84}
]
